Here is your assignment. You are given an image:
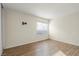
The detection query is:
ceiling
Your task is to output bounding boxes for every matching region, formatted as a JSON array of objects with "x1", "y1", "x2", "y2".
[{"x1": 3, "y1": 3, "x2": 79, "y2": 20}]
